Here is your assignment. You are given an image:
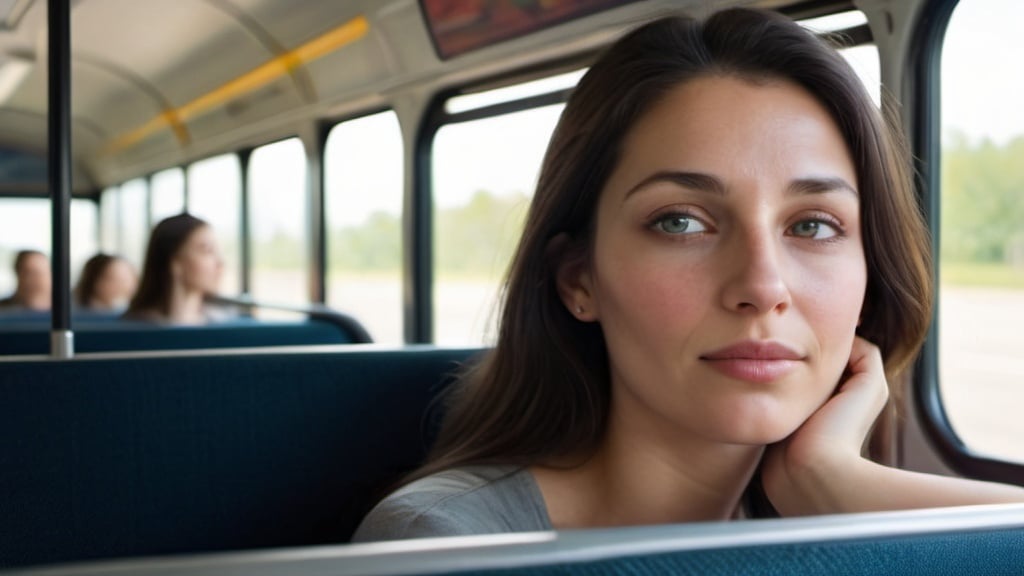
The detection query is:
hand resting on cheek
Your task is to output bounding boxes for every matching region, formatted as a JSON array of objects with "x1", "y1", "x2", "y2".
[
  {"x1": 763, "y1": 337, "x2": 1024, "y2": 516},
  {"x1": 762, "y1": 336, "x2": 889, "y2": 516}
]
